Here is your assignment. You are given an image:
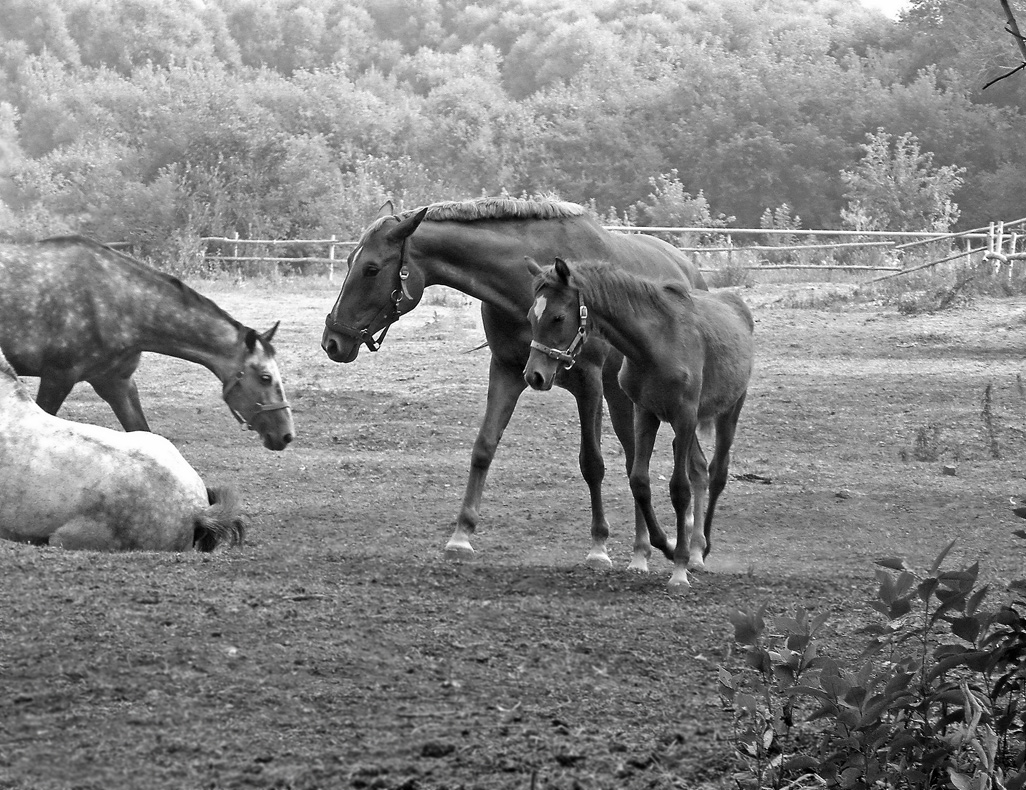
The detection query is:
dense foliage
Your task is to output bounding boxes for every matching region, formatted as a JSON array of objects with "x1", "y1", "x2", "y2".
[{"x1": 1, "y1": 0, "x2": 1025, "y2": 259}]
